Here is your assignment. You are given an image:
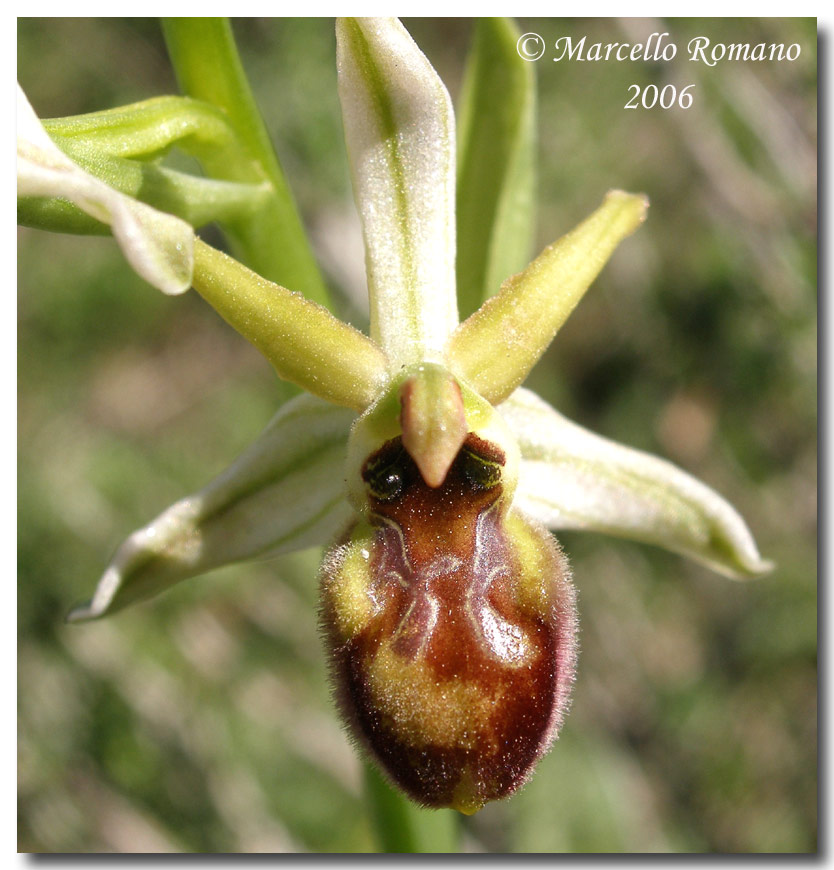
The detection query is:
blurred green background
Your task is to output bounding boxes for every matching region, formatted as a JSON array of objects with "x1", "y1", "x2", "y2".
[{"x1": 18, "y1": 18, "x2": 816, "y2": 853}]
